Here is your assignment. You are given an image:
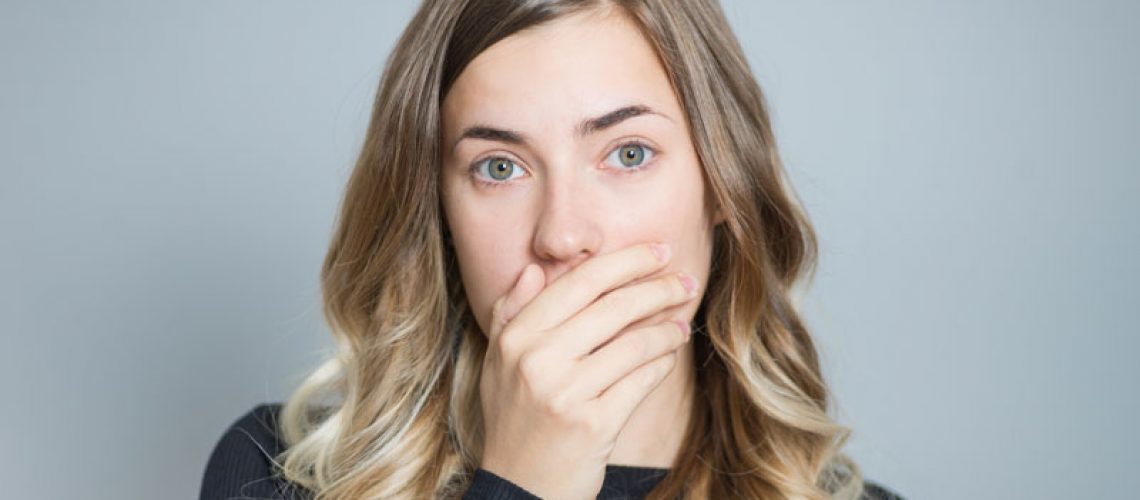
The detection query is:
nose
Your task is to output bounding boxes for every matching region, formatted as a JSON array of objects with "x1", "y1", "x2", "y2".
[{"x1": 531, "y1": 174, "x2": 603, "y2": 281}]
